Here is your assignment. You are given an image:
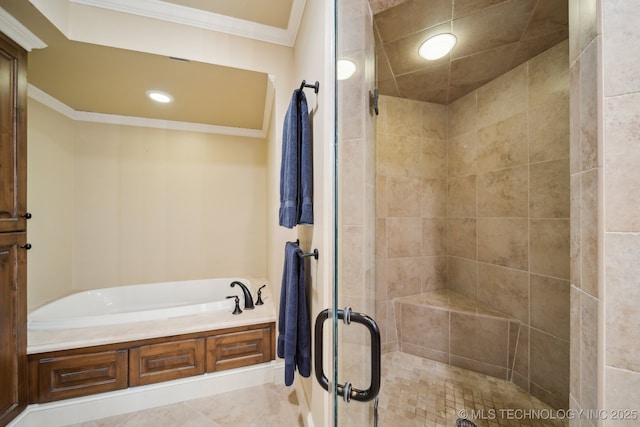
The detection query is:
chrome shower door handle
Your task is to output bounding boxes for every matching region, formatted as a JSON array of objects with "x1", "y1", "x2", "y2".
[{"x1": 314, "y1": 308, "x2": 381, "y2": 403}]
